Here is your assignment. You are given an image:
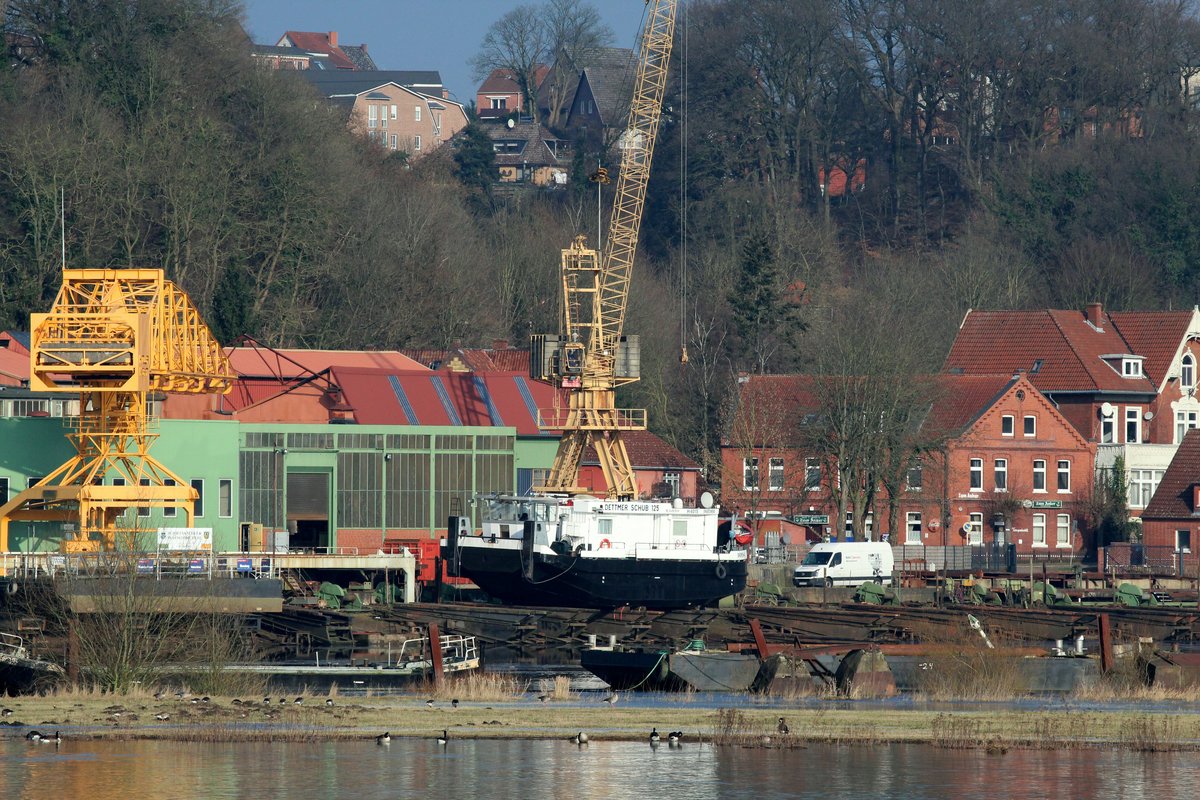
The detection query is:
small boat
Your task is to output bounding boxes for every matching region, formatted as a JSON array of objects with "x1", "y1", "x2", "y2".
[
  {"x1": 445, "y1": 494, "x2": 747, "y2": 610},
  {"x1": 581, "y1": 640, "x2": 763, "y2": 692}
]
